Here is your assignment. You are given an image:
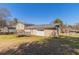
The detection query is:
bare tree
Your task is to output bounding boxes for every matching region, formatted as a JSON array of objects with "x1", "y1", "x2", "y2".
[
  {"x1": 9, "y1": 18, "x2": 18, "y2": 26},
  {"x1": 0, "y1": 7, "x2": 11, "y2": 28},
  {"x1": 75, "y1": 23, "x2": 79, "y2": 30},
  {"x1": 13, "y1": 18, "x2": 18, "y2": 25}
]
